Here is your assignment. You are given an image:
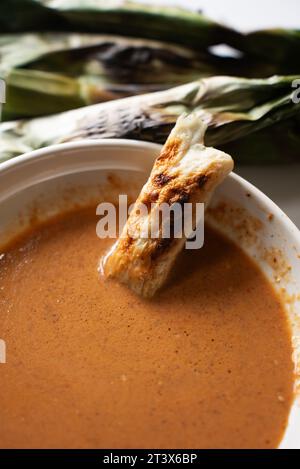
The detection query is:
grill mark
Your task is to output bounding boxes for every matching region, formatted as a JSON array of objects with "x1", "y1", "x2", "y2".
[
  {"x1": 197, "y1": 174, "x2": 209, "y2": 188},
  {"x1": 156, "y1": 137, "x2": 181, "y2": 163},
  {"x1": 169, "y1": 189, "x2": 189, "y2": 206},
  {"x1": 154, "y1": 173, "x2": 172, "y2": 187}
]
